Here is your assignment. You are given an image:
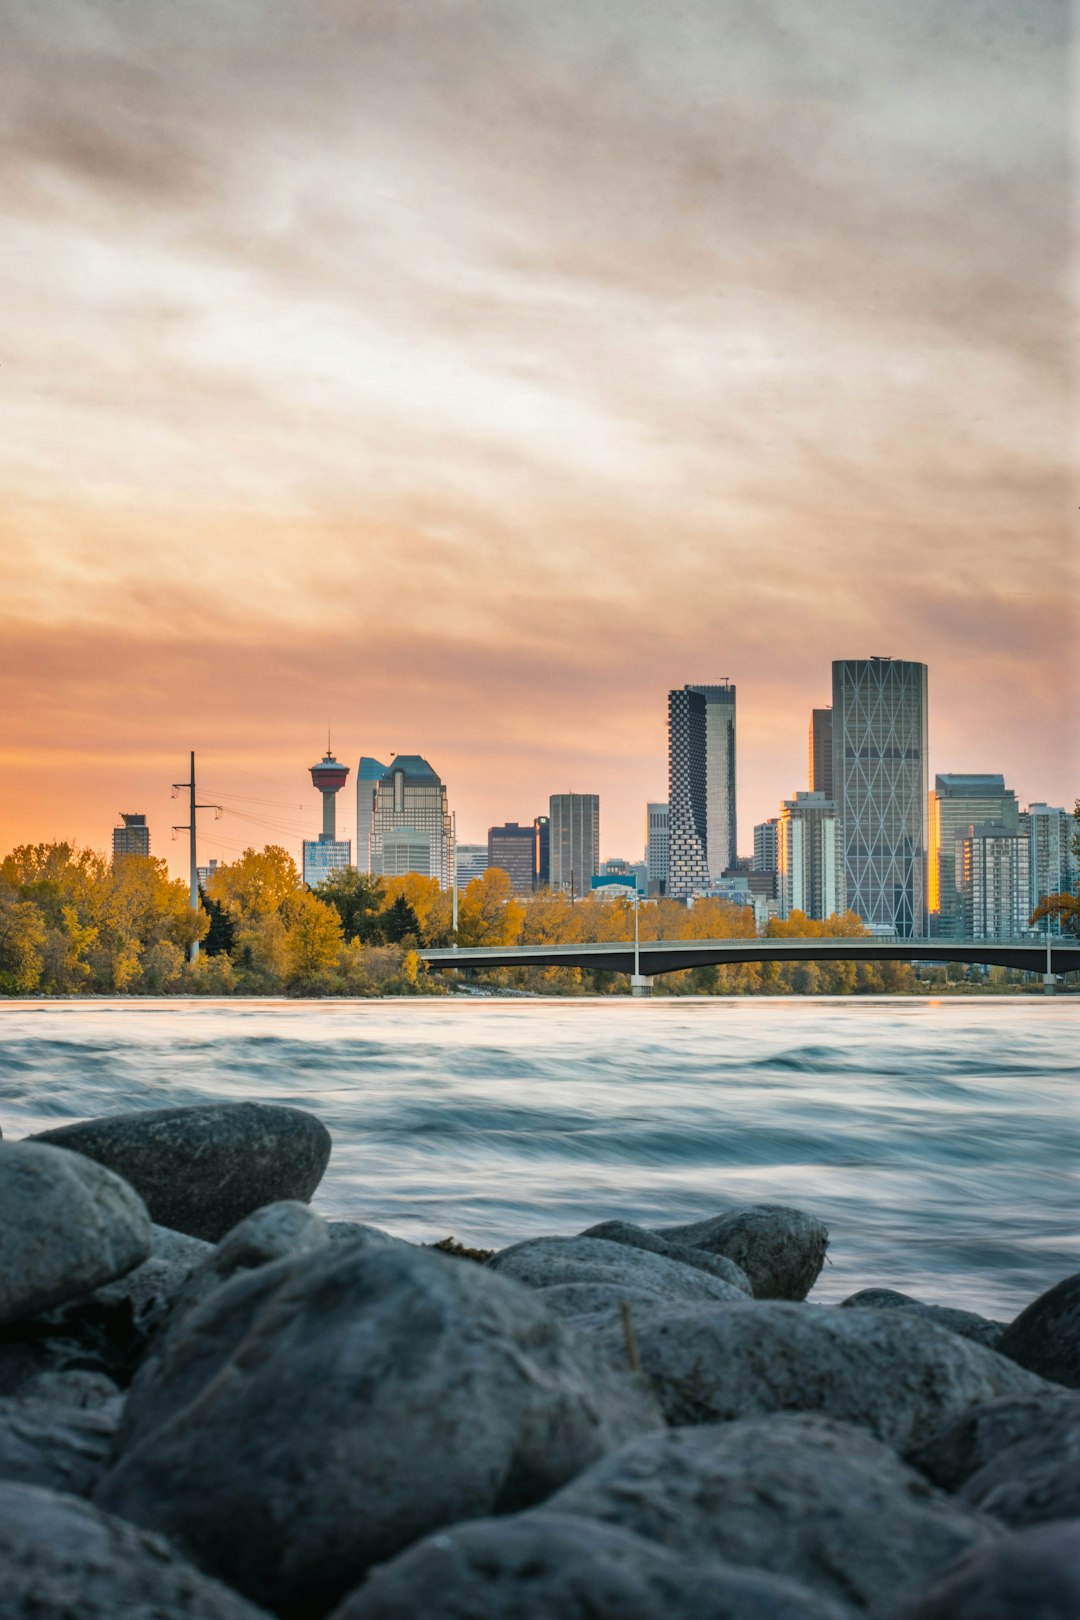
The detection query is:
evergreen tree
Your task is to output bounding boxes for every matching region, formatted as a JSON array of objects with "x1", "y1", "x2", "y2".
[
  {"x1": 199, "y1": 888, "x2": 237, "y2": 956},
  {"x1": 315, "y1": 868, "x2": 386, "y2": 943},
  {"x1": 383, "y1": 894, "x2": 423, "y2": 944}
]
